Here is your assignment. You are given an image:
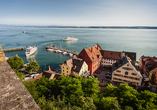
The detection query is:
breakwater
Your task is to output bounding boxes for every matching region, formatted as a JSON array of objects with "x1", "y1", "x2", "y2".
[{"x1": 4, "y1": 47, "x2": 24, "y2": 52}]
